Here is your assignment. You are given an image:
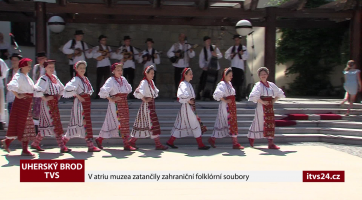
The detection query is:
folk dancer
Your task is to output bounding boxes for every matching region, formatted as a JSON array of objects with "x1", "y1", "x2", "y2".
[
  {"x1": 62, "y1": 61, "x2": 101, "y2": 152},
  {"x1": 1, "y1": 58, "x2": 37, "y2": 156},
  {"x1": 208, "y1": 68, "x2": 244, "y2": 149},
  {"x1": 138, "y1": 38, "x2": 161, "y2": 83},
  {"x1": 62, "y1": 30, "x2": 93, "y2": 78},
  {"x1": 129, "y1": 65, "x2": 168, "y2": 150},
  {"x1": 95, "y1": 63, "x2": 136, "y2": 151},
  {"x1": 30, "y1": 60, "x2": 71, "y2": 153},
  {"x1": 196, "y1": 36, "x2": 223, "y2": 100},
  {"x1": 167, "y1": 33, "x2": 195, "y2": 98},
  {"x1": 247, "y1": 67, "x2": 285, "y2": 149},
  {"x1": 5, "y1": 53, "x2": 22, "y2": 114},
  {"x1": 224, "y1": 35, "x2": 248, "y2": 101},
  {"x1": 111, "y1": 36, "x2": 139, "y2": 98},
  {"x1": 0, "y1": 58, "x2": 9, "y2": 130},
  {"x1": 32, "y1": 52, "x2": 49, "y2": 133},
  {"x1": 92, "y1": 35, "x2": 112, "y2": 99},
  {"x1": 166, "y1": 68, "x2": 210, "y2": 150}
]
